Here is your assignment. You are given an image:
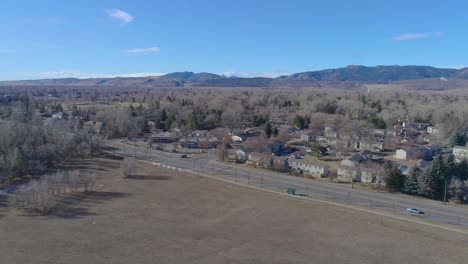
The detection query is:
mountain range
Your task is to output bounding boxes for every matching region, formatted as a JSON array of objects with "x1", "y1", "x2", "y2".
[{"x1": 2, "y1": 65, "x2": 468, "y2": 89}]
